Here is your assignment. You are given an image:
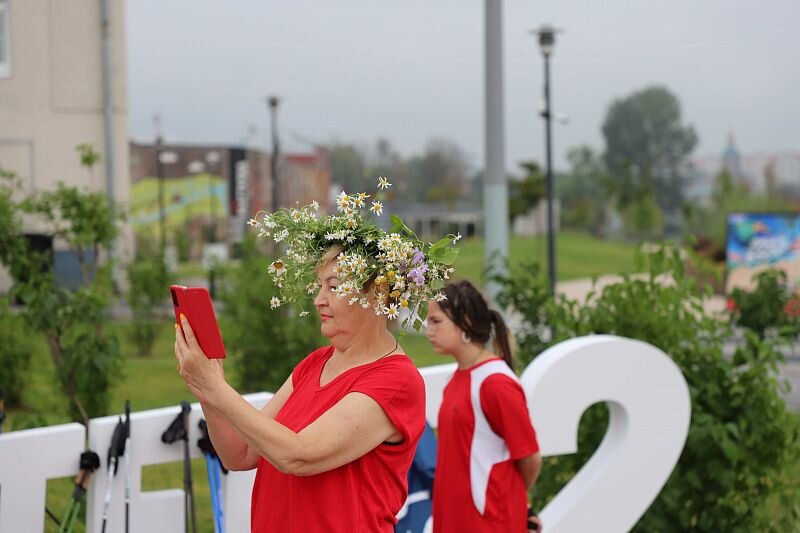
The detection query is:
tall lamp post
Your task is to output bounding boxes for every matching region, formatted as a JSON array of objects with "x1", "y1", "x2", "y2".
[
  {"x1": 205, "y1": 150, "x2": 221, "y2": 242},
  {"x1": 267, "y1": 96, "x2": 280, "y2": 212},
  {"x1": 153, "y1": 114, "x2": 178, "y2": 263},
  {"x1": 531, "y1": 25, "x2": 561, "y2": 297}
]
